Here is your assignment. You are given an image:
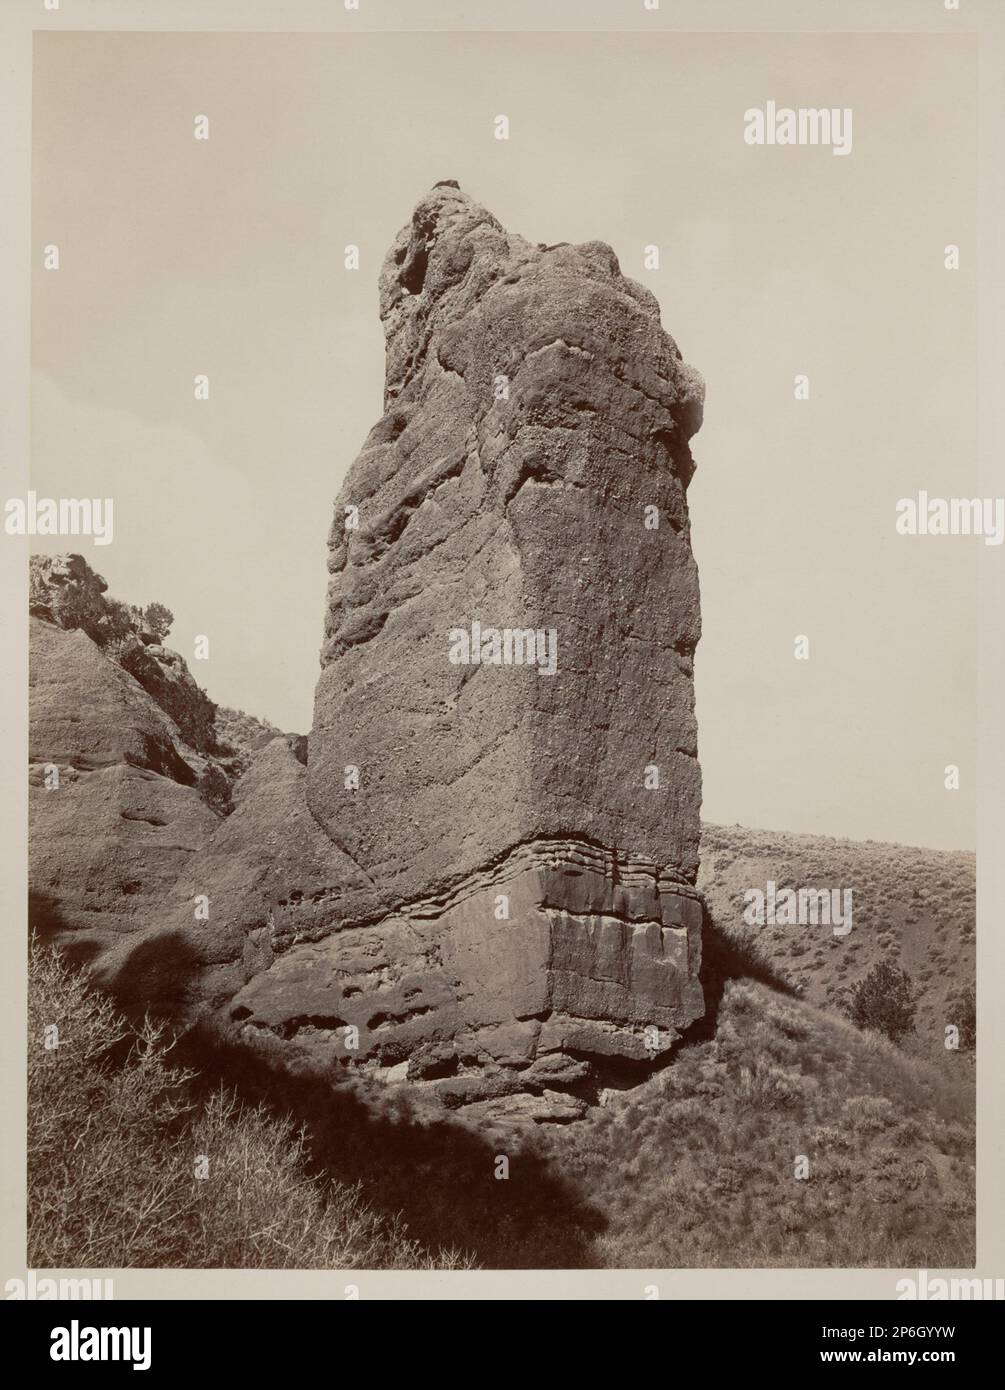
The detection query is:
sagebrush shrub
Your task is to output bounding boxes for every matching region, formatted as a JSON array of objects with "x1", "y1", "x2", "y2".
[{"x1": 27, "y1": 942, "x2": 470, "y2": 1270}]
